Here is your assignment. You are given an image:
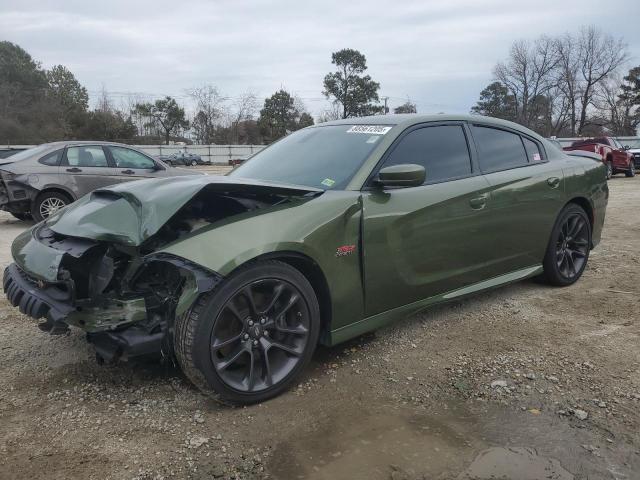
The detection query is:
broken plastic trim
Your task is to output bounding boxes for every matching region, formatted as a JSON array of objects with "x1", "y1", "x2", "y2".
[{"x1": 85, "y1": 253, "x2": 223, "y2": 364}]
